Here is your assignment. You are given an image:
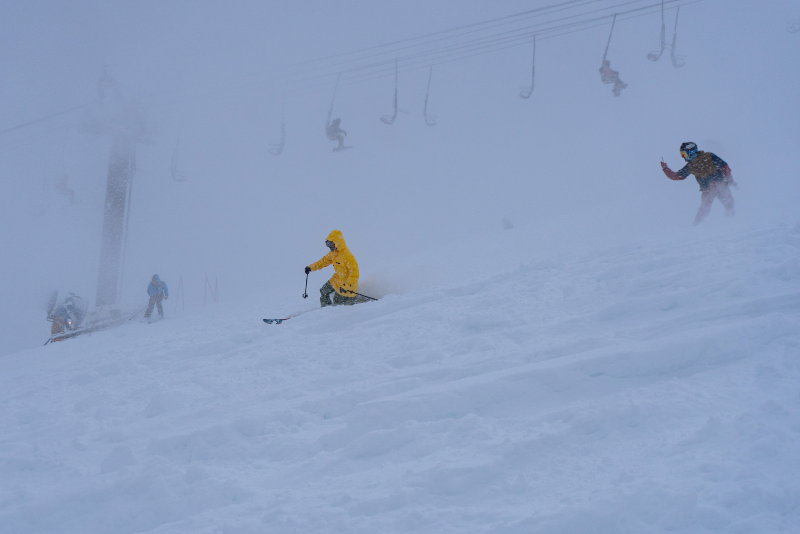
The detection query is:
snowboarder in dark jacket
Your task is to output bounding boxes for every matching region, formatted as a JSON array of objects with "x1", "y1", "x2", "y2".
[
  {"x1": 661, "y1": 142, "x2": 736, "y2": 225},
  {"x1": 145, "y1": 274, "x2": 168, "y2": 319}
]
